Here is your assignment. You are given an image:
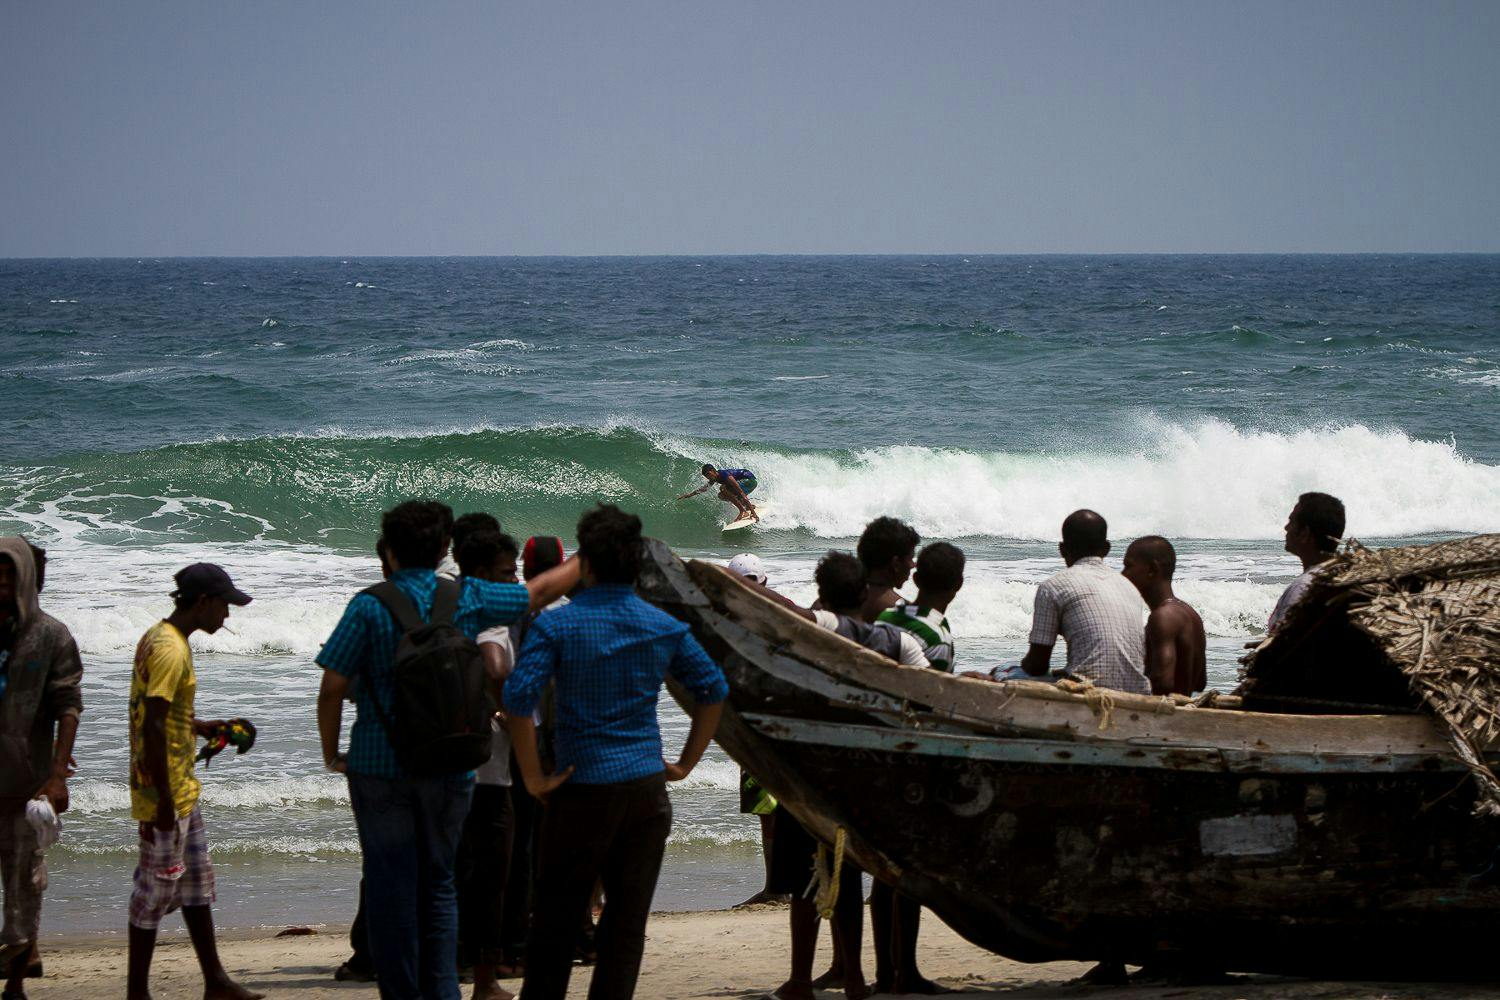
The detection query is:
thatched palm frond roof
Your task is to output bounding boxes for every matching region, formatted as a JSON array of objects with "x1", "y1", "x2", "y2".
[{"x1": 1243, "y1": 533, "x2": 1500, "y2": 815}]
